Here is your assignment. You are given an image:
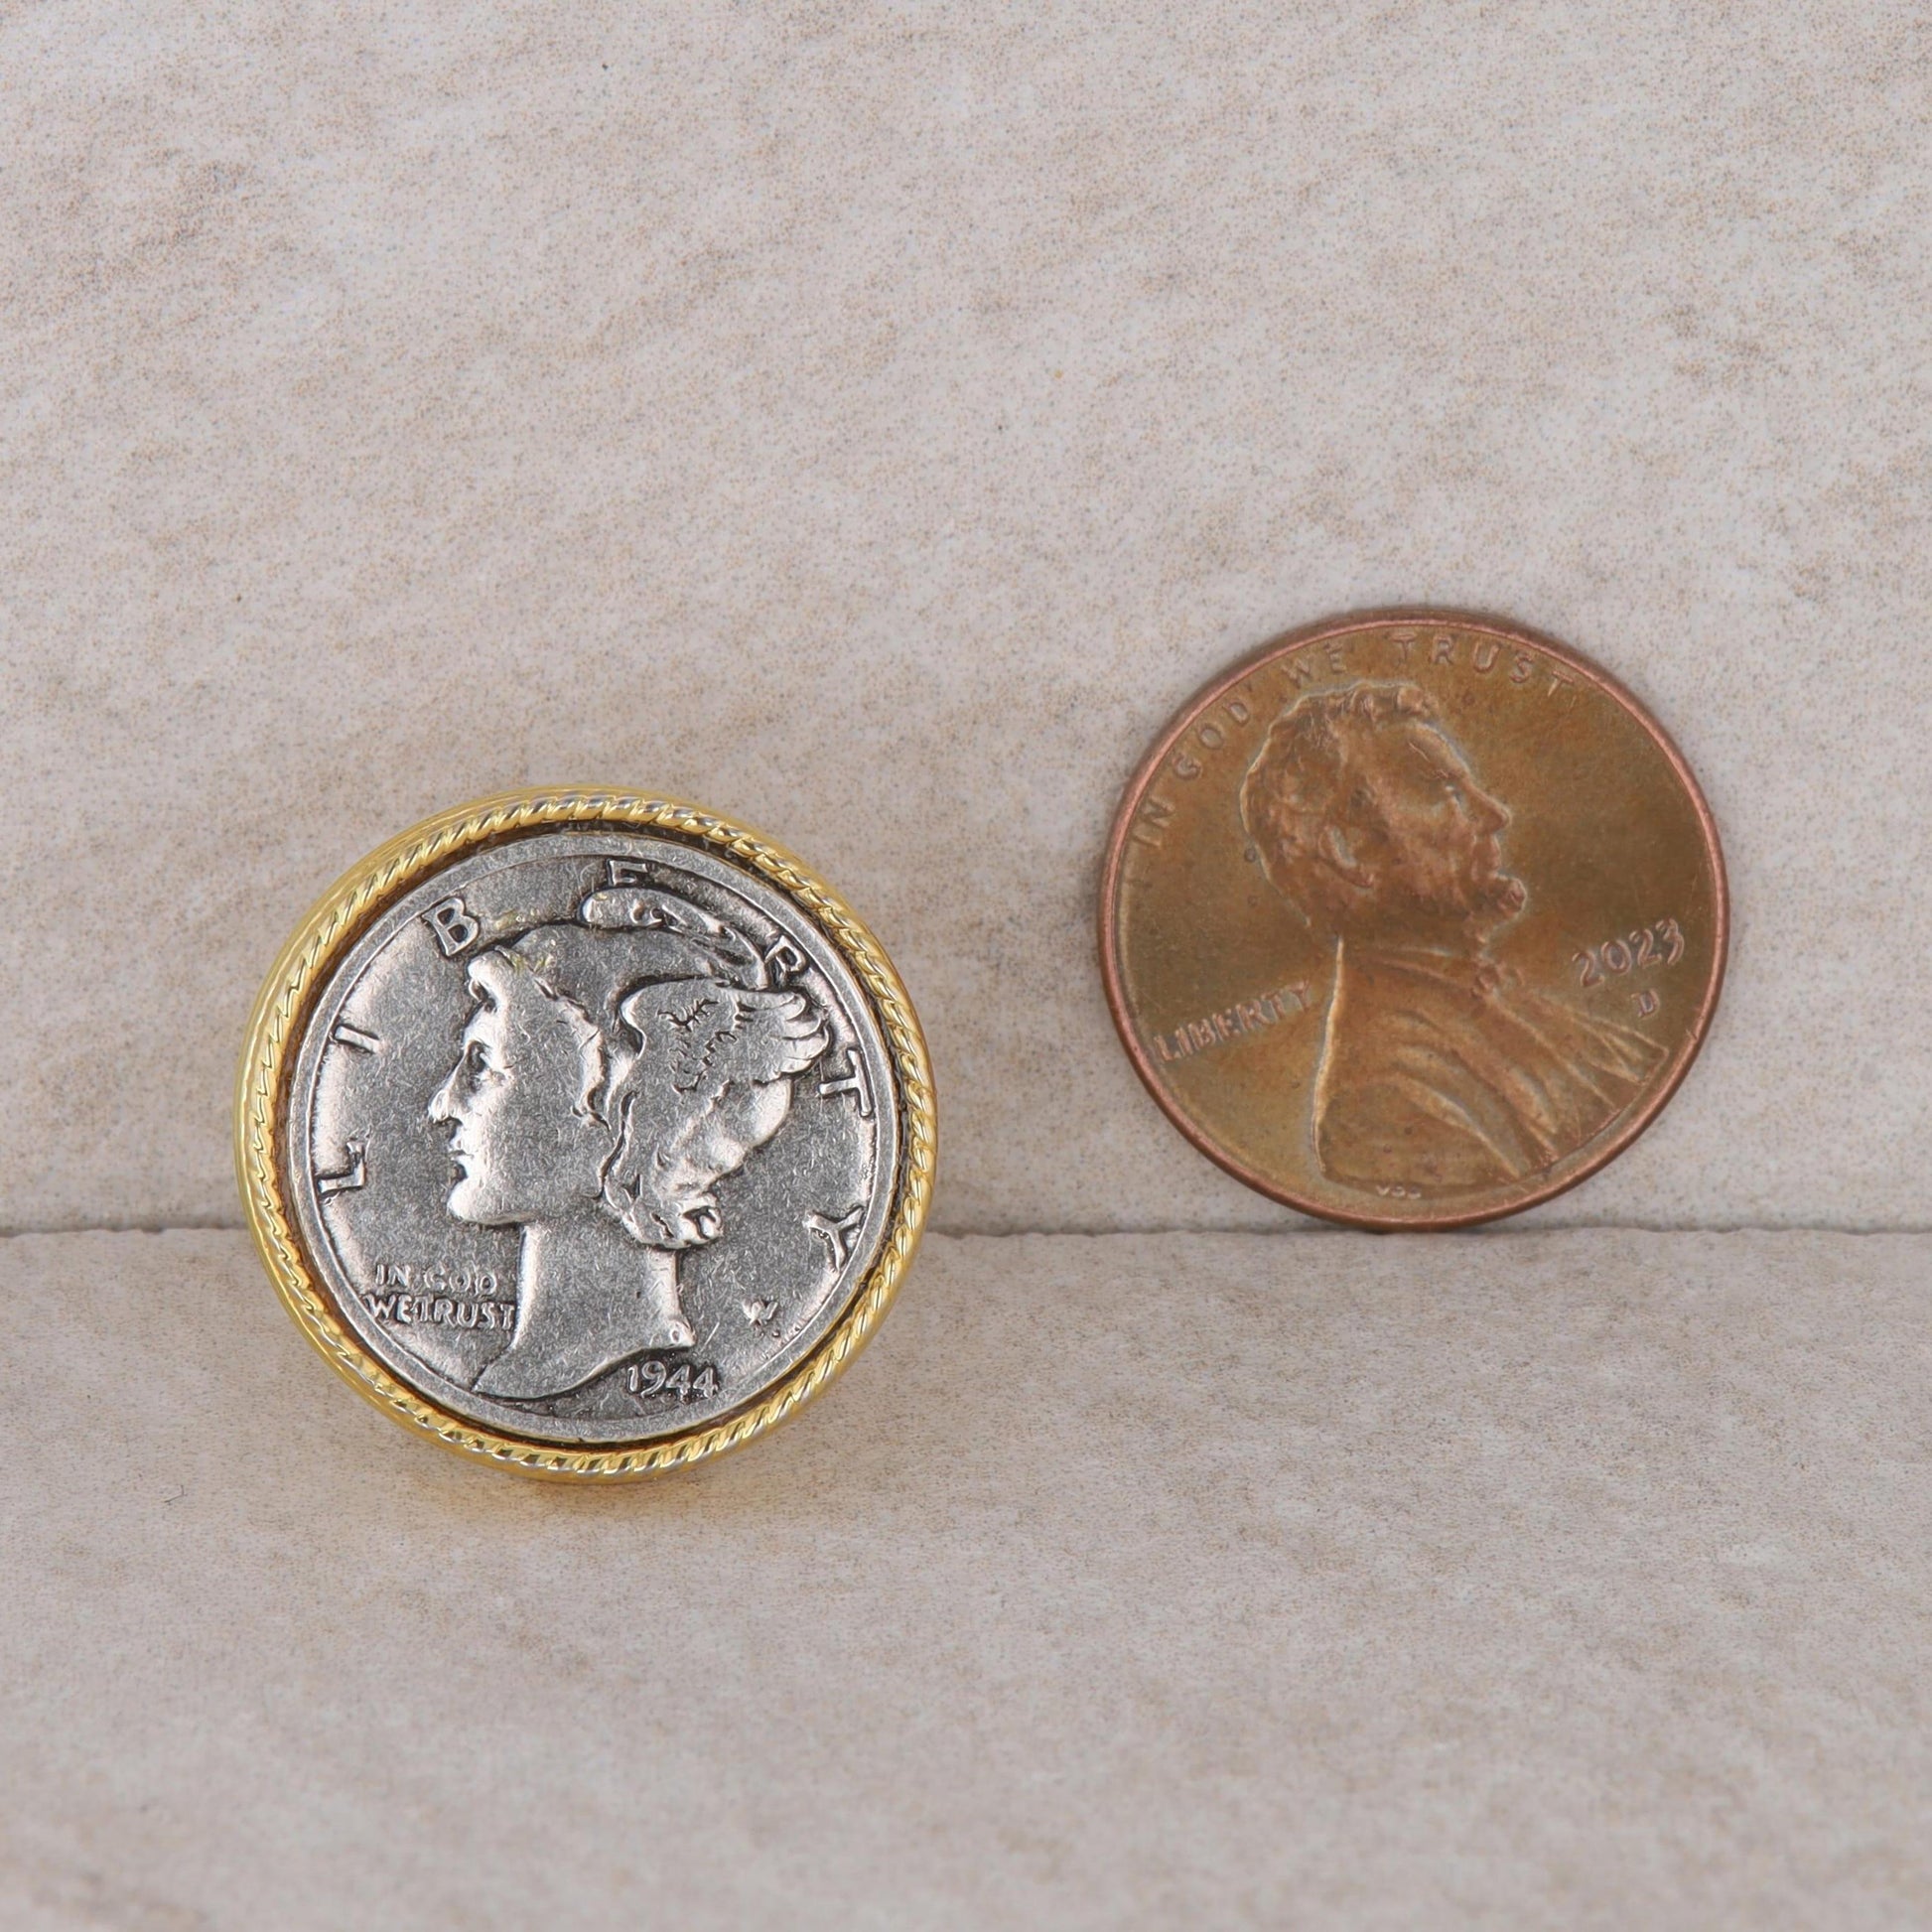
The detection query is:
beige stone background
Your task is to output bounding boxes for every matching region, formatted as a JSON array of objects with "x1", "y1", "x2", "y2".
[
  {"x1": 5, "y1": 0, "x2": 1932, "y2": 1236},
  {"x1": 5, "y1": 5, "x2": 1932, "y2": 1928},
  {"x1": 5, "y1": 1229, "x2": 1931, "y2": 1930}
]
